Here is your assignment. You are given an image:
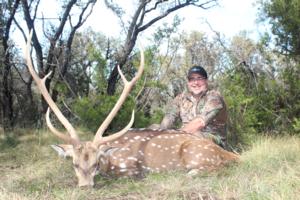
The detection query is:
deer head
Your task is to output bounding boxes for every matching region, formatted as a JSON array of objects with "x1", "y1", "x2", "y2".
[{"x1": 25, "y1": 30, "x2": 144, "y2": 187}]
